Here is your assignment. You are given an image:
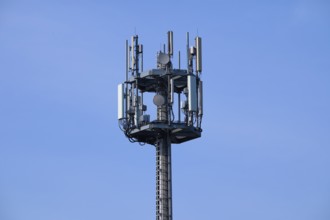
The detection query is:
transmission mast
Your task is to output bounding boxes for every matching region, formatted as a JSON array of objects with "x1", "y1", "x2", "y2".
[{"x1": 118, "y1": 31, "x2": 203, "y2": 220}]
